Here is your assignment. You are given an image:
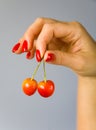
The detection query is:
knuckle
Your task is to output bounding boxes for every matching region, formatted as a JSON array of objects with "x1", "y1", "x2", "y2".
[
  {"x1": 70, "y1": 21, "x2": 83, "y2": 29},
  {"x1": 43, "y1": 23, "x2": 53, "y2": 29},
  {"x1": 35, "y1": 17, "x2": 45, "y2": 24},
  {"x1": 69, "y1": 21, "x2": 84, "y2": 36}
]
